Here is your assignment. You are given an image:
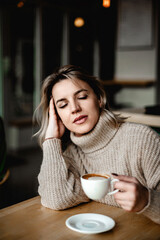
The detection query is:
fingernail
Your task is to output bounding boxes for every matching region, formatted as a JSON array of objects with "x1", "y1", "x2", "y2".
[{"x1": 112, "y1": 173, "x2": 118, "y2": 176}]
